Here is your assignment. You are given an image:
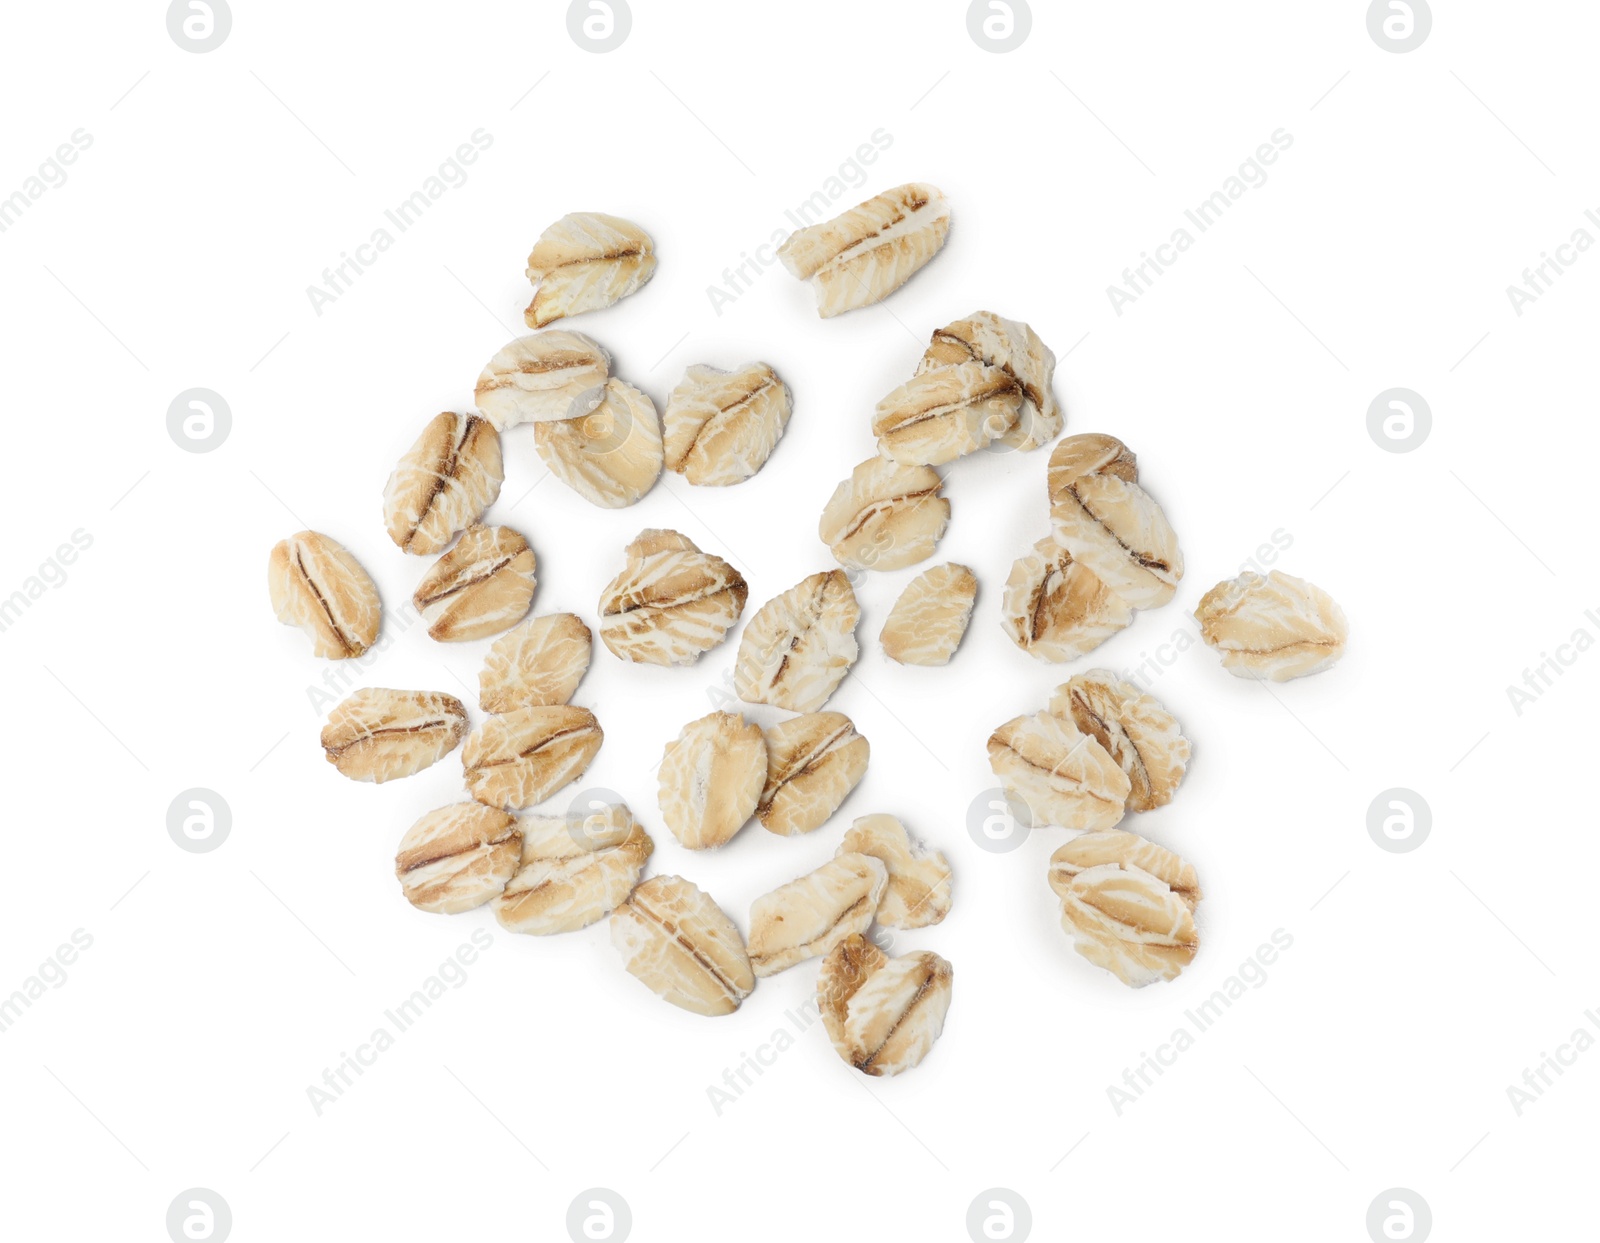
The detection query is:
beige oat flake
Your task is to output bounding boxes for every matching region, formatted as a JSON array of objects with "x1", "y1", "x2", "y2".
[
  {"x1": 1048, "y1": 830, "x2": 1201, "y2": 988},
  {"x1": 320, "y1": 688, "x2": 468, "y2": 784},
  {"x1": 663, "y1": 362, "x2": 792, "y2": 487},
  {"x1": 872, "y1": 361, "x2": 1020, "y2": 466},
  {"x1": 778, "y1": 182, "x2": 950, "y2": 317},
  {"x1": 597, "y1": 530, "x2": 747, "y2": 665},
  {"x1": 986, "y1": 710, "x2": 1131, "y2": 831},
  {"x1": 611, "y1": 875, "x2": 754, "y2": 1016},
  {"x1": 818, "y1": 456, "x2": 949, "y2": 572},
  {"x1": 382, "y1": 413, "x2": 504, "y2": 556},
  {"x1": 1000, "y1": 536, "x2": 1133, "y2": 663},
  {"x1": 818, "y1": 935, "x2": 953, "y2": 1077},
  {"x1": 735, "y1": 570, "x2": 861, "y2": 712},
  {"x1": 395, "y1": 802, "x2": 522, "y2": 914},
  {"x1": 524, "y1": 212, "x2": 656, "y2": 328},
  {"x1": 880, "y1": 562, "x2": 977, "y2": 666},
  {"x1": 1050, "y1": 671, "x2": 1190, "y2": 812},
  {"x1": 462, "y1": 704, "x2": 603, "y2": 811},
  {"x1": 479, "y1": 613, "x2": 592, "y2": 714},
  {"x1": 495, "y1": 803, "x2": 653, "y2": 935},
  {"x1": 1194, "y1": 570, "x2": 1349, "y2": 681},
  {"x1": 474, "y1": 331, "x2": 610, "y2": 429},
  {"x1": 268, "y1": 531, "x2": 382, "y2": 659},
  {"x1": 747, "y1": 853, "x2": 887, "y2": 977},
  {"x1": 534, "y1": 378, "x2": 663, "y2": 508},
  {"x1": 413, "y1": 524, "x2": 537, "y2": 643},
  {"x1": 838, "y1": 814, "x2": 952, "y2": 929},
  {"x1": 919, "y1": 311, "x2": 1061, "y2": 451},
  {"x1": 657, "y1": 712, "x2": 767, "y2": 850},
  {"x1": 757, "y1": 712, "x2": 869, "y2": 837}
]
